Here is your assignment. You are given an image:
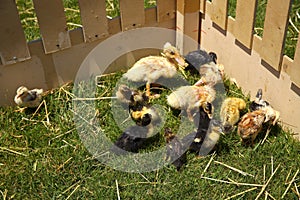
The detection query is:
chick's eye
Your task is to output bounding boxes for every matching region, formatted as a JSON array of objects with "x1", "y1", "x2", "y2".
[{"x1": 170, "y1": 51, "x2": 175, "y2": 55}]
